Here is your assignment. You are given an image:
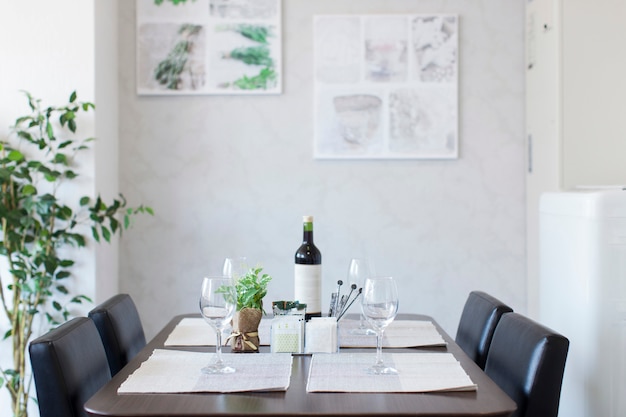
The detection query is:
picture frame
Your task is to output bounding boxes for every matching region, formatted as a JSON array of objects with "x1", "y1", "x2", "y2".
[
  {"x1": 136, "y1": 0, "x2": 282, "y2": 95},
  {"x1": 314, "y1": 14, "x2": 458, "y2": 159}
]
